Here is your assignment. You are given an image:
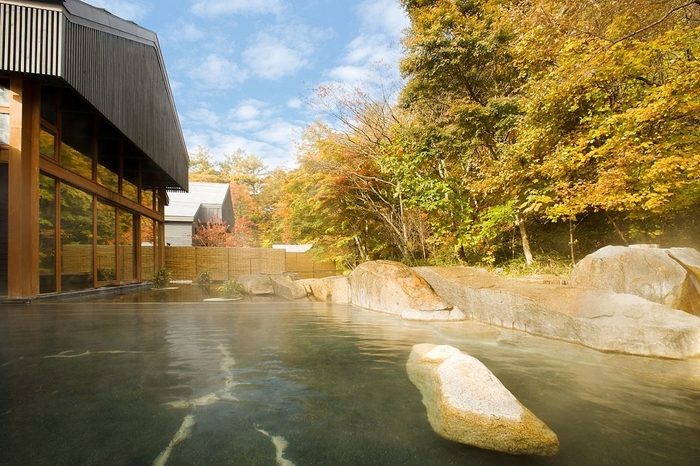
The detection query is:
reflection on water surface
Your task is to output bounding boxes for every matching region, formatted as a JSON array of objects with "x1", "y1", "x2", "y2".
[{"x1": 1, "y1": 287, "x2": 699, "y2": 465}]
